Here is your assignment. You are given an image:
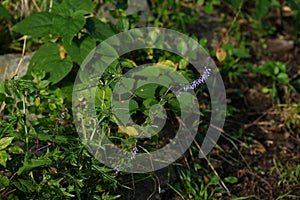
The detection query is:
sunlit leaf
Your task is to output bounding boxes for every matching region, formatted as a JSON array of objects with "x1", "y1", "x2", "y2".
[
  {"x1": 0, "y1": 150, "x2": 8, "y2": 167},
  {"x1": 216, "y1": 47, "x2": 227, "y2": 62},
  {"x1": 0, "y1": 137, "x2": 14, "y2": 151},
  {"x1": 118, "y1": 126, "x2": 139, "y2": 137}
]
